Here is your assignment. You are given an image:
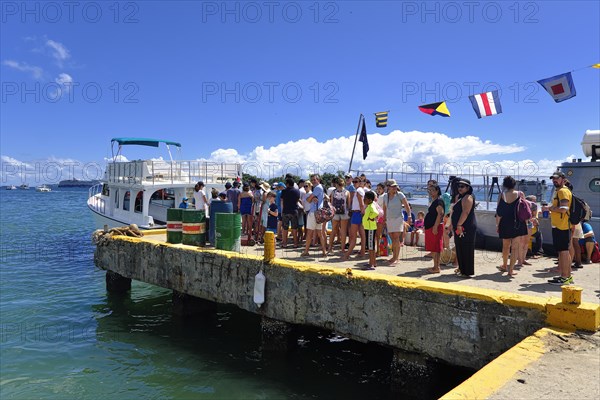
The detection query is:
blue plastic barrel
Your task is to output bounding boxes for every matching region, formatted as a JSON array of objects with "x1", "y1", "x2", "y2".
[{"x1": 209, "y1": 201, "x2": 233, "y2": 245}]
